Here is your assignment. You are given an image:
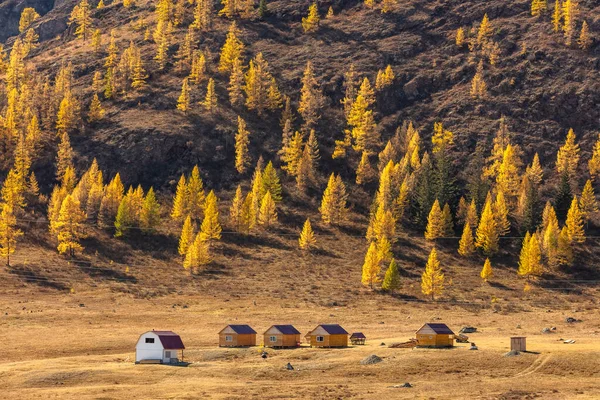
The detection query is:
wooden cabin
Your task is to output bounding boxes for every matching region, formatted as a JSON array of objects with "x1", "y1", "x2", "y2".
[
  {"x1": 305, "y1": 324, "x2": 349, "y2": 348},
  {"x1": 263, "y1": 325, "x2": 301, "y2": 348},
  {"x1": 135, "y1": 330, "x2": 185, "y2": 364},
  {"x1": 350, "y1": 332, "x2": 366, "y2": 345},
  {"x1": 219, "y1": 325, "x2": 257, "y2": 347},
  {"x1": 415, "y1": 323, "x2": 455, "y2": 348}
]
